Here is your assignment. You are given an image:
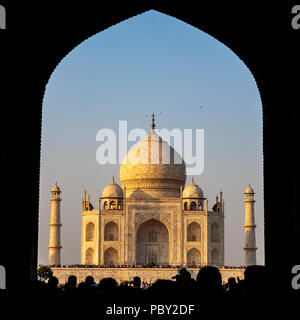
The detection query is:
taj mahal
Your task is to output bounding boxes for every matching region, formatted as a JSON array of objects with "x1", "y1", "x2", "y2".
[{"x1": 48, "y1": 116, "x2": 257, "y2": 283}]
